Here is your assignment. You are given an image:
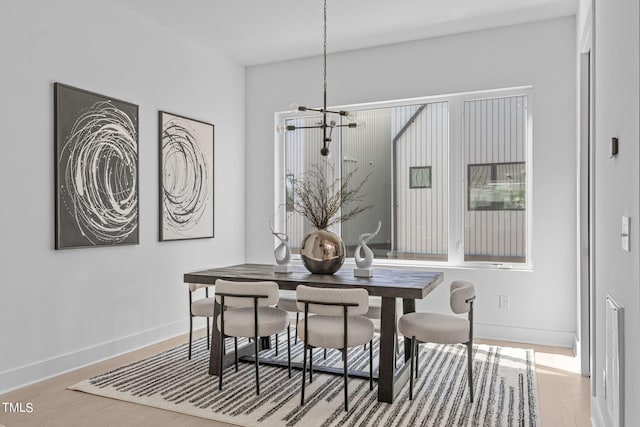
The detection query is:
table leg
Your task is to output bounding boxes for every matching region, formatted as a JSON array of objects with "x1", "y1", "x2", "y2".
[
  {"x1": 208, "y1": 300, "x2": 223, "y2": 375},
  {"x1": 378, "y1": 296, "x2": 416, "y2": 403},
  {"x1": 378, "y1": 296, "x2": 397, "y2": 402}
]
